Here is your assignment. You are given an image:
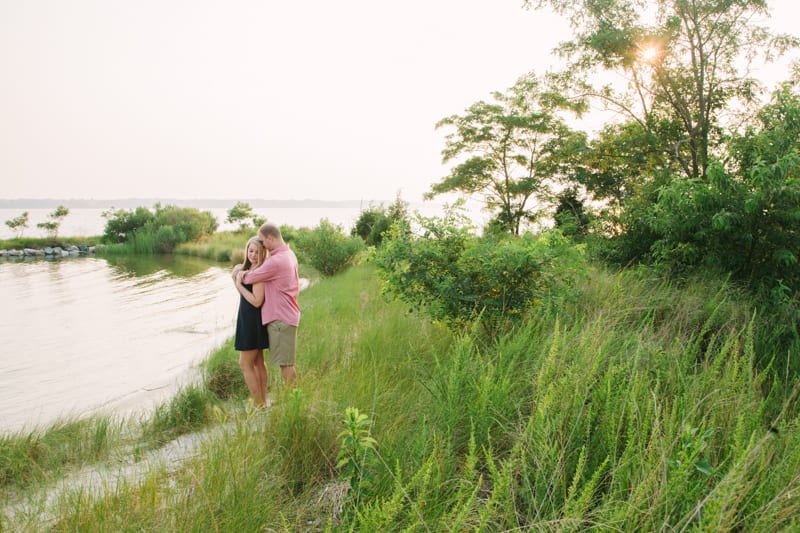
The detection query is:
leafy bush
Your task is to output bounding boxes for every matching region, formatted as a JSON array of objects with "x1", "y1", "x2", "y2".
[
  {"x1": 649, "y1": 155, "x2": 800, "y2": 293},
  {"x1": 351, "y1": 197, "x2": 410, "y2": 247},
  {"x1": 374, "y1": 207, "x2": 585, "y2": 337},
  {"x1": 293, "y1": 219, "x2": 365, "y2": 276},
  {"x1": 591, "y1": 85, "x2": 800, "y2": 299},
  {"x1": 101, "y1": 204, "x2": 218, "y2": 253},
  {"x1": 102, "y1": 206, "x2": 155, "y2": 243}
]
